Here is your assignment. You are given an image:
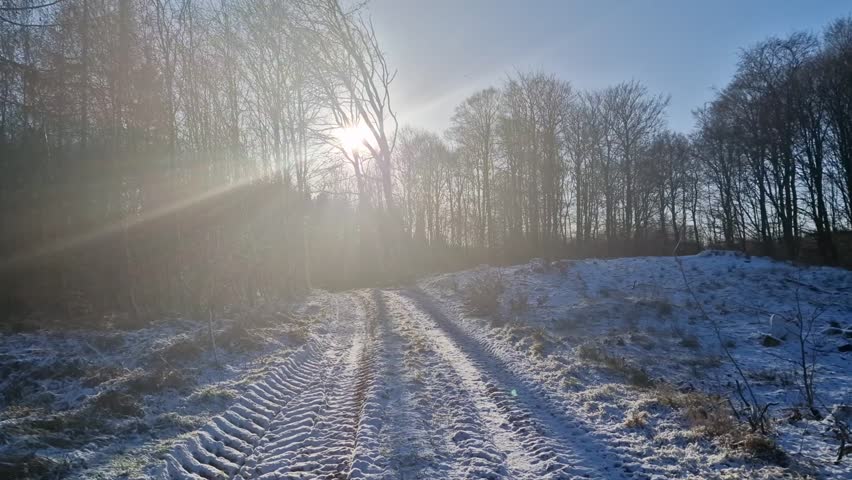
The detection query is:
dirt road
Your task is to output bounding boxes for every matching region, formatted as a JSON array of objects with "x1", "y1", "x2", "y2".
[{"x1": 159, "y1": 289, "x2": 626, "y2": 480}]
